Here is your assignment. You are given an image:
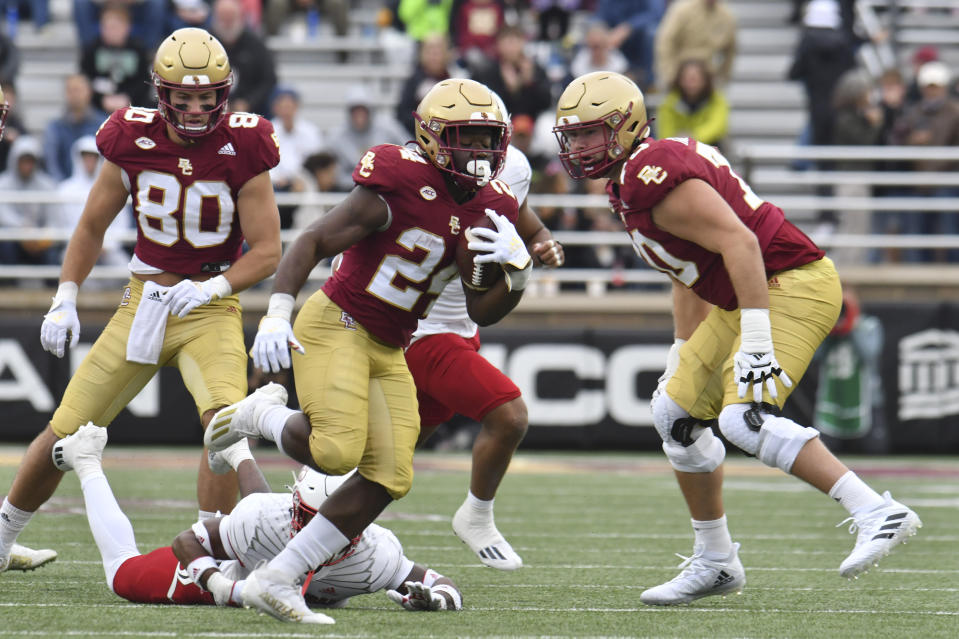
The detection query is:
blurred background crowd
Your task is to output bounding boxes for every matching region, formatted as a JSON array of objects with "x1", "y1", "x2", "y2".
[{"x1": 0, "y1": 0, "x2": 958, "y2": 287}]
